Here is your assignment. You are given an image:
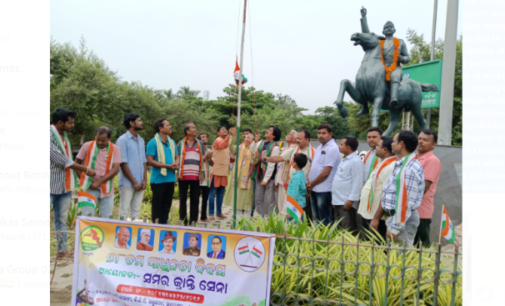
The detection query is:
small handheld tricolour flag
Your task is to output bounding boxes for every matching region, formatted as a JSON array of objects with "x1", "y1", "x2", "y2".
[
  {"x1": 78, "y1": 191, "x2": 97, "y2": 211},
  {"x1": 440, "y1": 206, "x2": 456, "y2": 243},
  {"x1": 285, "y1": 195, "x2": 304, "y2": 222},
  {"x1": 234, "y1": 58, "x2": 248, "y2": 85}
]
